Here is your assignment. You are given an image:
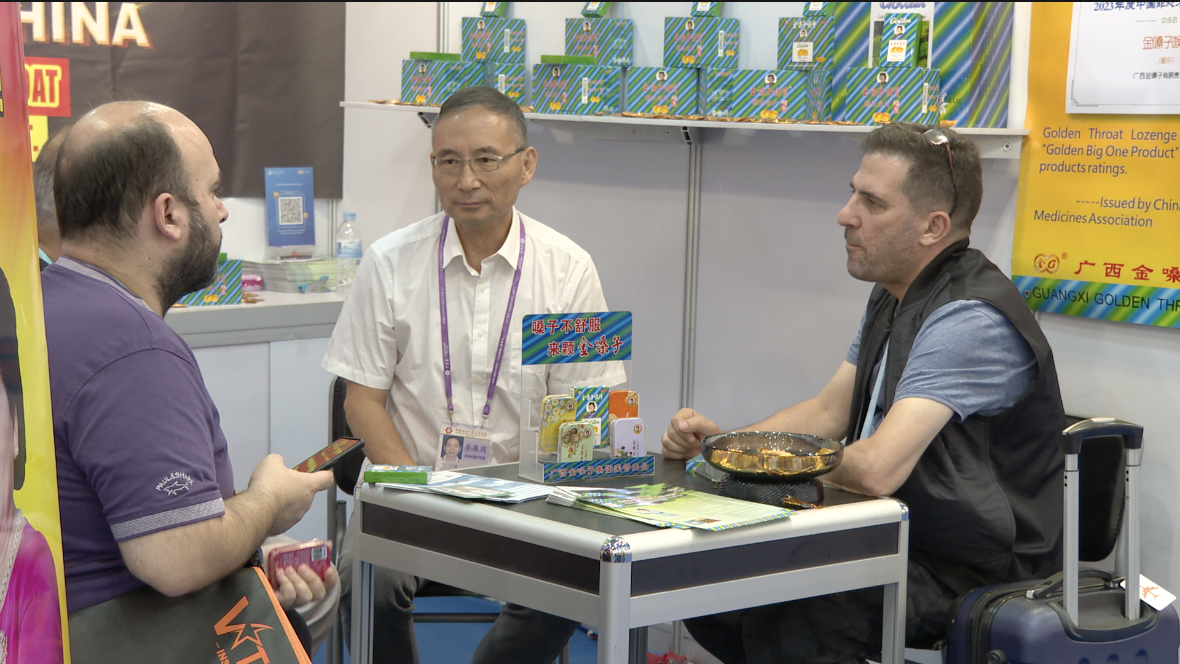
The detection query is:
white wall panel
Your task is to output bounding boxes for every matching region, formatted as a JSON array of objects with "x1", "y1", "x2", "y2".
[{"x1": 192, "y1": 343, "x2": 270, "y2": 491}]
